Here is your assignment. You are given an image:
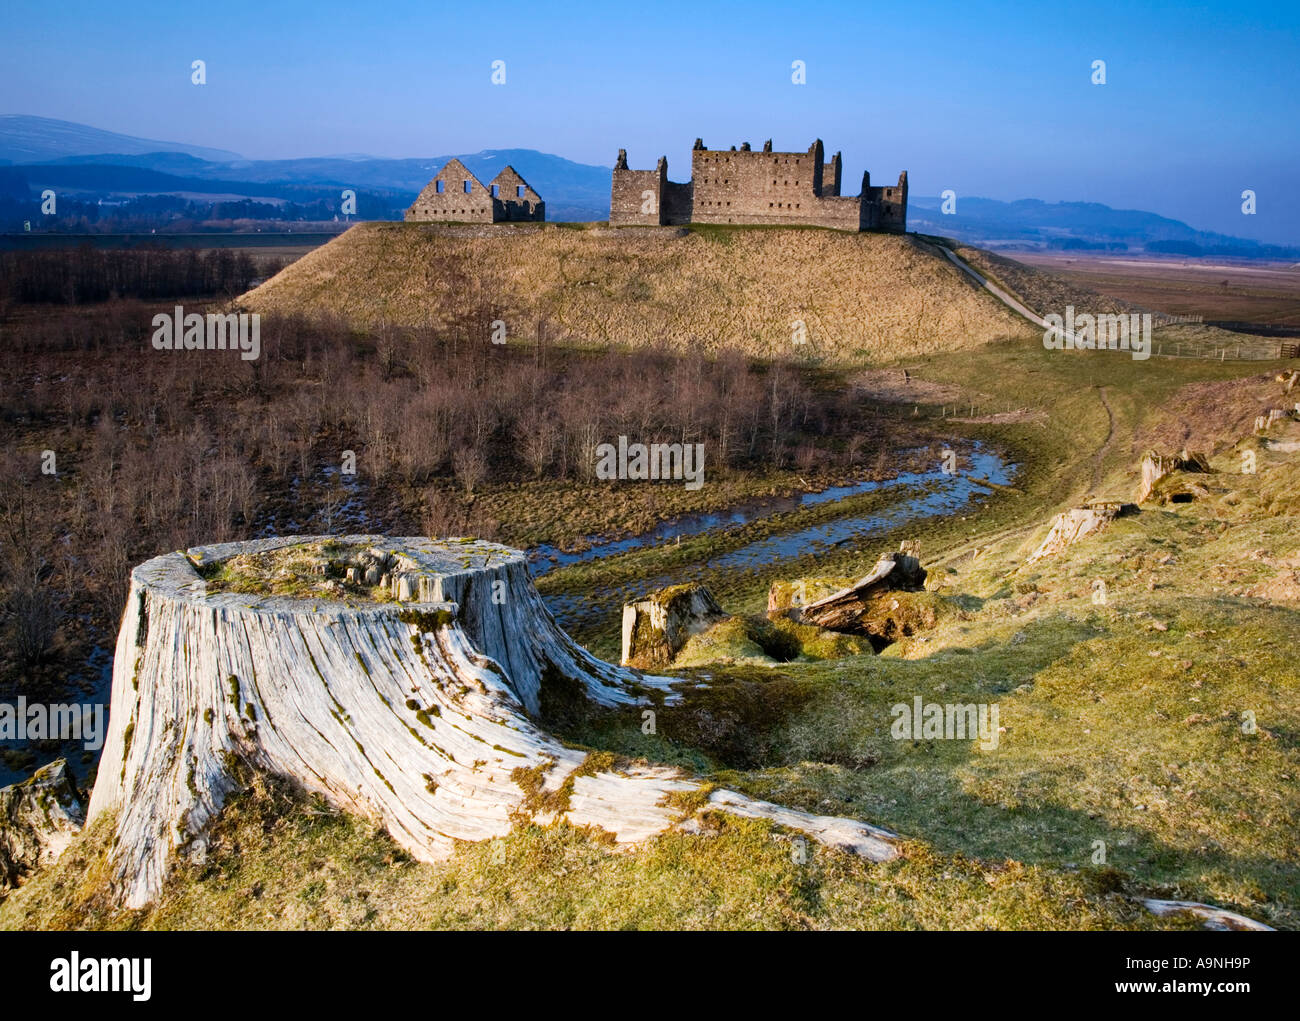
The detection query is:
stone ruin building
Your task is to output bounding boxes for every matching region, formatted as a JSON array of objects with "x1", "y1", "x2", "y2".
[
  {"x1": 610, "y1": 138, "x2": 907, "y2": 232},
  {"x1": 405, "y1": 158, "x2": 544, "y2": 223}
]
